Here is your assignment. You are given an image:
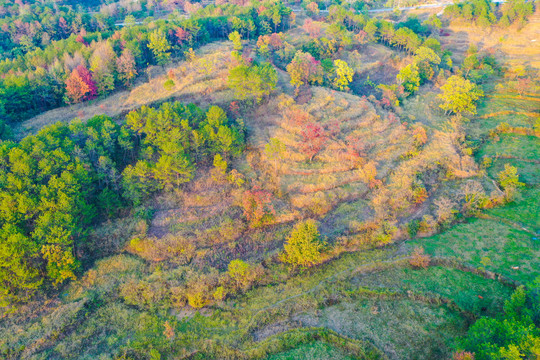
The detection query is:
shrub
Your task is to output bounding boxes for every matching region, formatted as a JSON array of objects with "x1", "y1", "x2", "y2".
[
  {"x1": 242, "y1": 186, "x2": 275, "y2": 227},
  {"x1": 373, "y1": 221, "x2": 398, "y2": 245},
  {"x1": 163, "y1": 79, "x2": 175, "y2": 90},
  {"x1": 187, "y1": 291, "x2": 209, "y2": 309},
  {"x1": 119, "y1": 279, "x2": 170, "y2": 310},
  {"x1": 409, "y1": 247, "x2": 430, "y2": 269},
  {"x1": 213, "y1": 286, "x2": 227, "y2": 301},
  {"x1": 228, "y1": 259, "x2": 262, "y2": 290},
  {"x1": 163, "y1": 321, "x2": 175, "y2": 340},
  {"x1": 228, "y1": 259, "x2": 250, "y2": 286},
  {"x1": 452, "y1": 351, "x2": 475, "y2": 360},
  {"x1": 170, "y1": 286, "x2": 187, "y2": 308},
  {"x1": 185, "y1": 273, "x2": 217, "y2": 308},
  {"x1": 434, "y1": 197, "x2": 457, "y2": 225},
  {"x1": 212, "y1": 153, "x2": 227, "y2": 182},
  {"x1": 127, "y1": 235, "x2": 195, "y2": 264},
  {"x1": 498, "y1": 164, "x2": 524, "y2": 201},
  {"x1": 418, "y1": 215, "x2": 437, "y2": 235},
  {"x1": 408, "y1": 219, "x2": 421, "y2": 238}
]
